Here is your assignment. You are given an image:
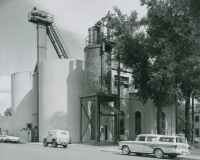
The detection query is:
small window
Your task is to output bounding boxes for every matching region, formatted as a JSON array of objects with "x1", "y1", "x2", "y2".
[
  {"x1": 147, "y1": 136, "x2": 157, "y2": 142},
  {"x1": 159, "y1": 137, "x2": 174, "y2": 143},
  {"x1": 195, "y1": 128, "x2": 199, "y2": 136},
  {"x1": 176, "y1": 137, "x2": 181, "y2": 143},
  {"x1": 176, "y1": 137, "x2": 186, "y2": 143},
  {"x1": 181, "y1": 138, "x2": 186, "y2": 144},
  {"x1": 61, "y1": 132, "x2": 66, "y2": 135},
  {"x1": 138, "y1": 136, "x2": 146, "y2": 141},
  {"x1": 195, "y1": 116, "x2": 199, "y2": 122}
]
